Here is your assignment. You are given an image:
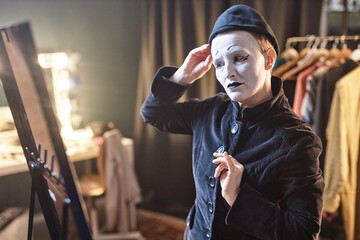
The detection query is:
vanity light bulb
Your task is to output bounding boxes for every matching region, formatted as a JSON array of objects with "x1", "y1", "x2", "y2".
[
  {"x1": 38, "y1": 55, "x2": 46, "y2": 68},
  {"x1": 61, "y1": 125, "x2": 73, "y2": 138},
  {"x1": 57, "y1": 71, "x2": 70, "y2": 91},
  {"x1": 52, "y1": 53, "x2": 68, "y2": 68},
  {"x1": 59, "y1": 102, "x2": 72, "y2": 114}
]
